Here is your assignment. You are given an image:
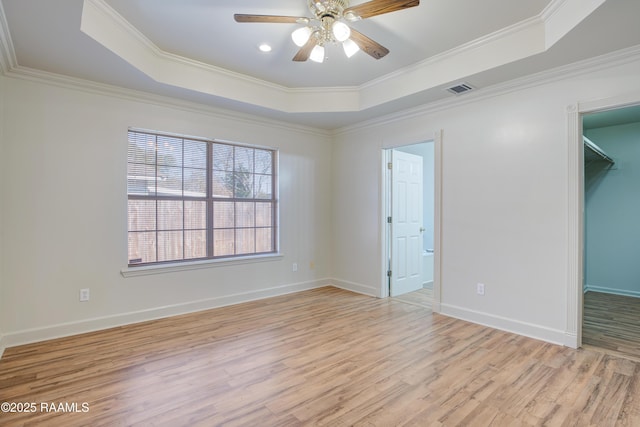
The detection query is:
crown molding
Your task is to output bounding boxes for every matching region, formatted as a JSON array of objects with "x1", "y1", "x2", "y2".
[
  {"x1": 82, "y1": 0, "x2": 288, "y2": 92},
  {"x1": 363, "y1": 13, "x2": 544, "y2": 91},
  {"x1": 81, "y1": 0, "x2": 362, "y2": 98},
  {"x1": 81, "y1": 0, "x2": 362, "y2": 114},
  {"x1": 3, "y1": 64, "x2": 332, "y2": 138},
  {"x1": 357, "y1": 14, "x2": 546, "y2": 109},
  {"x1": 336, "y1": 44, "x2": 640, "y2": 135},
  {"x1": 79, "y1": 0, "x2": 598, "y2": 116},
  {"x1": 540, "y1": 0, "x2": 570, "y2": 21},
  {"x1": 542, "y1": 0, "x2": 607, "y2": 48},
  {"x1": 1, "y1": 0, "x2": 623, "y2": 132},
  {"x1": 0, "y1": 0, "x2": 17, "y2": 73},
  {"x1": 6, "y1": 28, "x2": 637, "y2": 139}
]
